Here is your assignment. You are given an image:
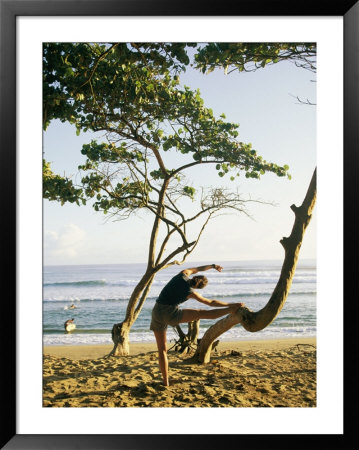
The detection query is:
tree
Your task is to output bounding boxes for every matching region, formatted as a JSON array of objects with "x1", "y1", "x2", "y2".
[
  {"x1": 196, "y1": 168, "x2": 316, "y2": 363},
  {"x1": 43, "y1": 42, "x2": 291, "y2": 355}
]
